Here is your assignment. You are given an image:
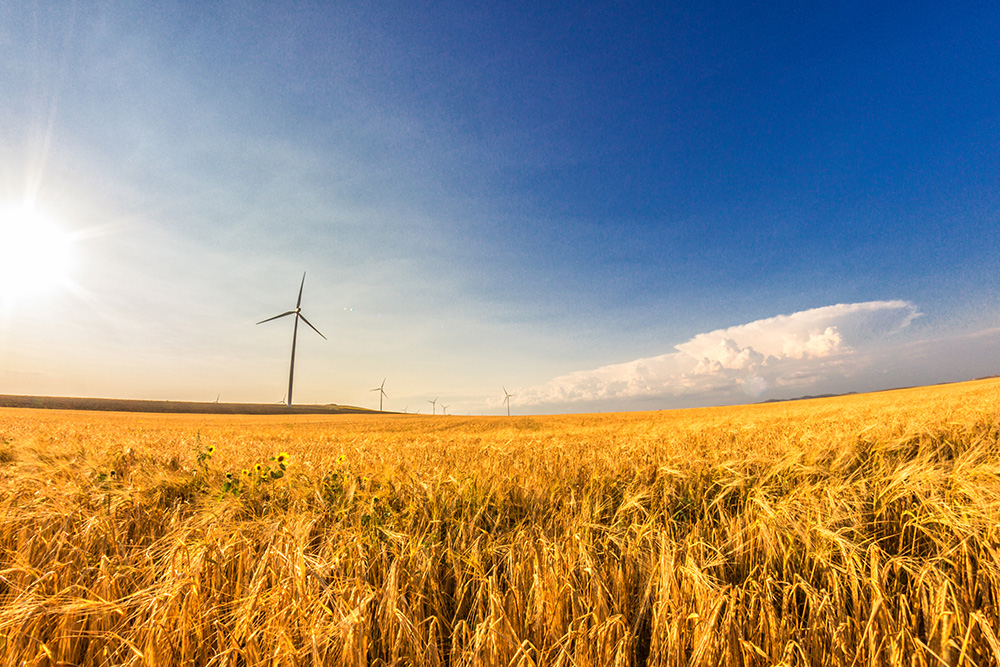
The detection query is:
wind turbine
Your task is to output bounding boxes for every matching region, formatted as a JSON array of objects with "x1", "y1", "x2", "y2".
[
  {"x1": 257, "y1": 273, "x2": 326, "y2": 407},
  {"x1": 428, "y1": 397, "x2": 438, "y2": 415},
  {"x1": 441, "y1": 404, "x2": 449, "y2": 415},
  {"x1": 503, "y1": 386, "x2": 514, "y2": 417},
  {"x1": 371, "y1": 378, "x2": 387, "y2": 411}
]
